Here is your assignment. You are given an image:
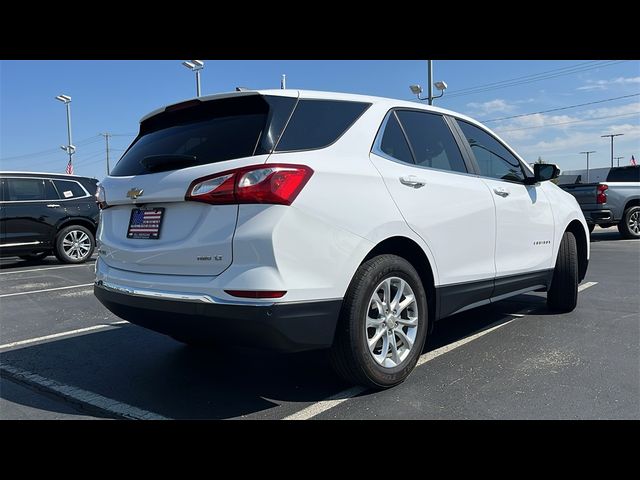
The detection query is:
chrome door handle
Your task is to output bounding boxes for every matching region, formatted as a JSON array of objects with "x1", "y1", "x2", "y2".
[
  {"x1": 46, "y1": 204, "x2": 61, "y2": 208},
  {"x1": 399, "y1": 176, "x2": 426, "y2": 189},
  {"x1": 493, "y1": 188, "x2": 510, "y2": 198}
]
